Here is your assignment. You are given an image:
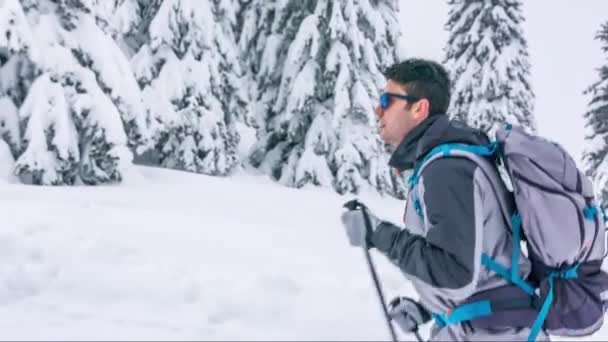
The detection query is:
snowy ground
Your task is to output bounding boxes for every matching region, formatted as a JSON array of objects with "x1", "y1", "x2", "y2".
[
  {"x1": 1, "y1": 166, "x2": 607, "y2": 341},
  {"x1": 0, "y1": 166, "x2": 419, "y2": 340}
]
